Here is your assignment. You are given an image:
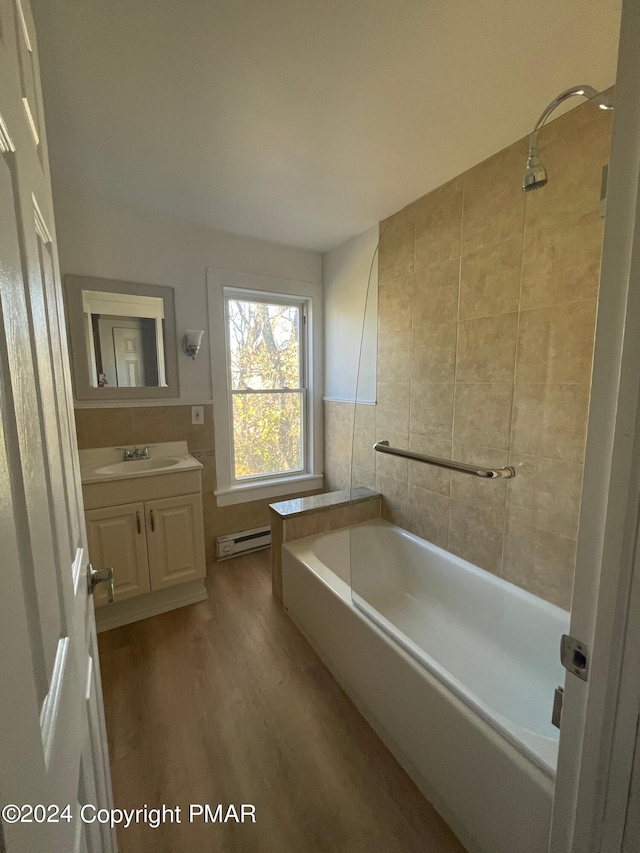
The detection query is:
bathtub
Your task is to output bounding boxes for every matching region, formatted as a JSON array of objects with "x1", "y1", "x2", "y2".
[{"x1": 282, "y1": 518, "x2": 570, "y2": 853}]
